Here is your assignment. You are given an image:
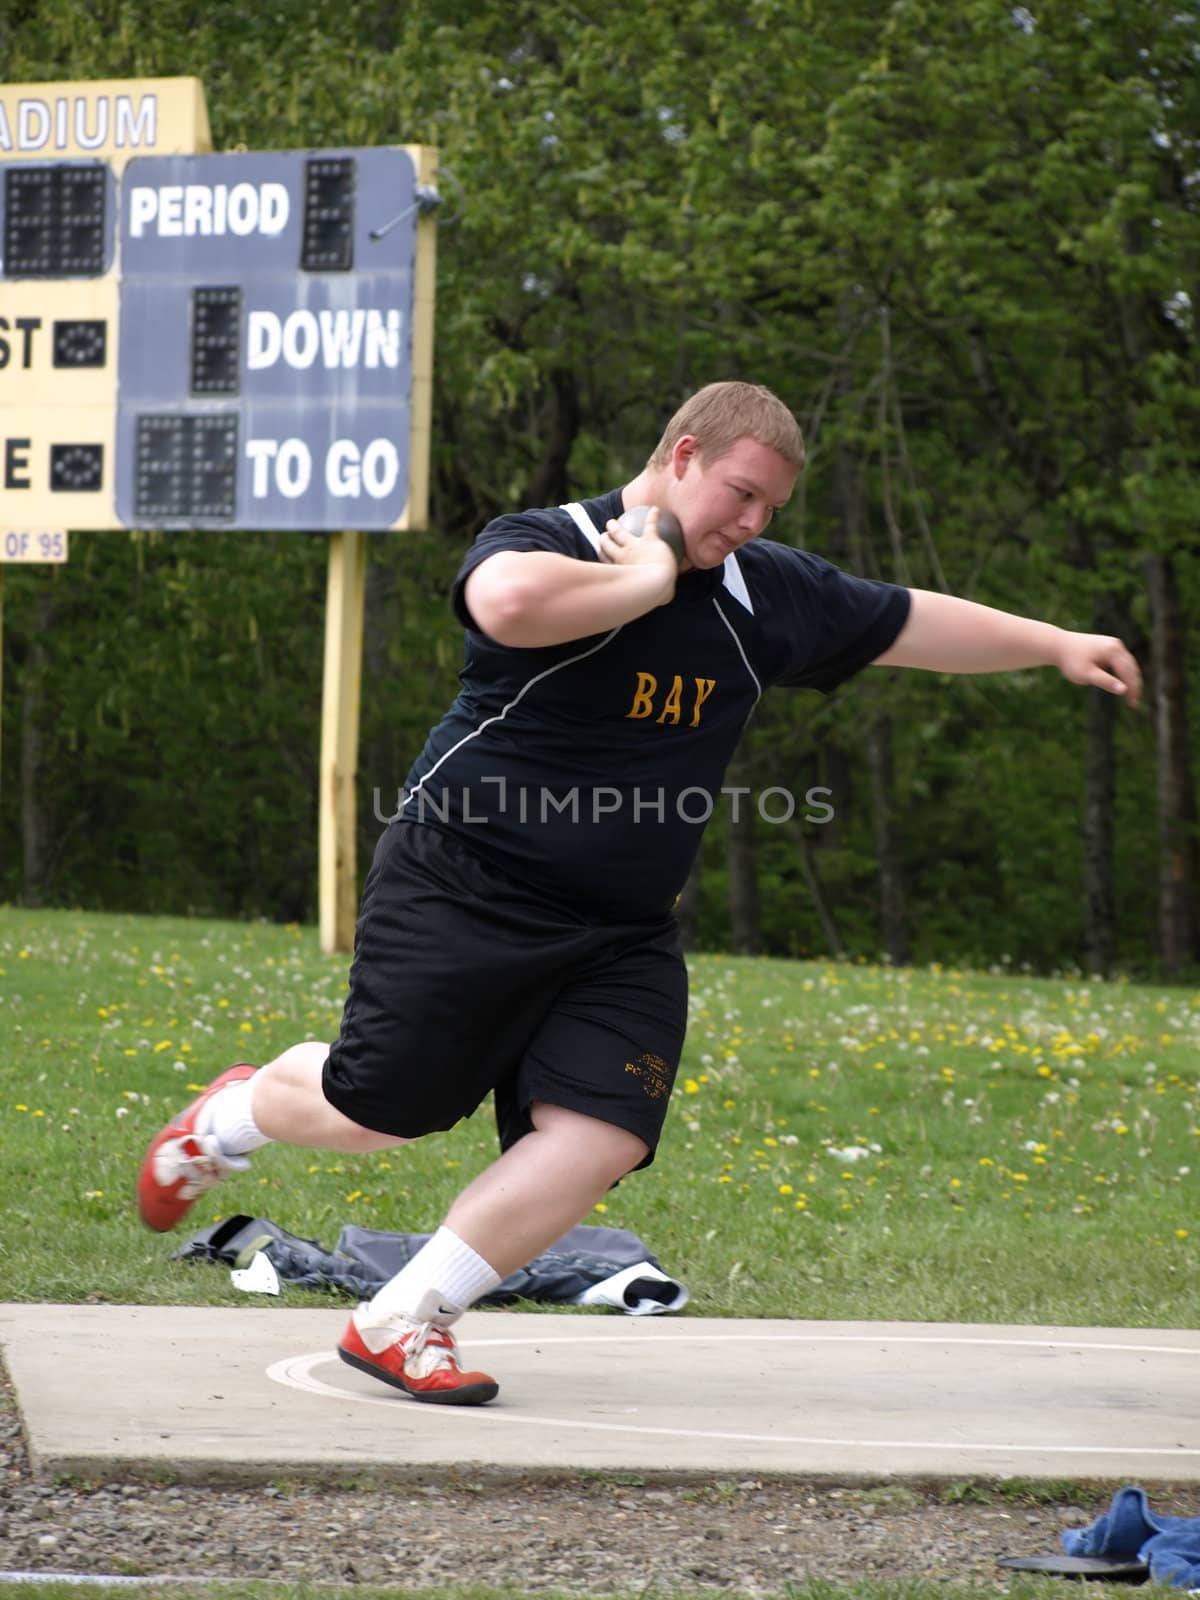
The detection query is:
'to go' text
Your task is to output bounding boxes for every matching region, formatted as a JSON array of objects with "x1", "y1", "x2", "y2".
[{"x1": 246, "y1": 437, "x2": 401, "y2": 502}]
